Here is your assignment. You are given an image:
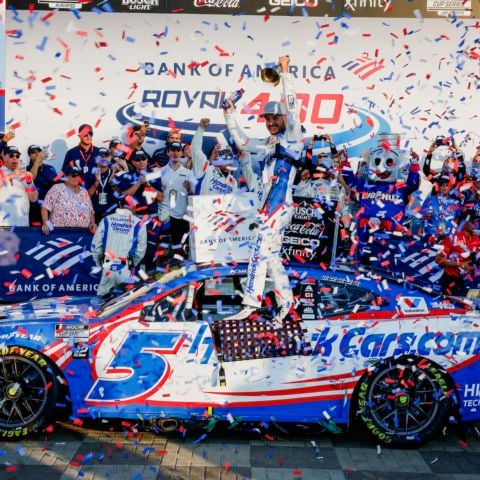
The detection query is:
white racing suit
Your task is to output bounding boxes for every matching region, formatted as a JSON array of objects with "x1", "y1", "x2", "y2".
[
  {"x1": 91, "y1": 208, "x2": 147, "y2": 296},
  {"x1": 225, "y1": 72, "x2": 304, "y2": 309}
]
